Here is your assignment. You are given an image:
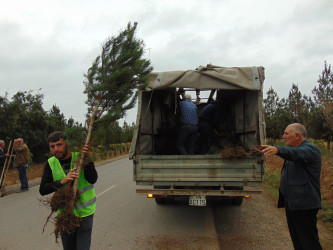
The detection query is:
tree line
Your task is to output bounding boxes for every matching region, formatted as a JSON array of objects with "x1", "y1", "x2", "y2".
[
  {"x1": 0, "y1": 91, "x2": 135, "y2": 163},
  {"x1": 1, "y1": 60, "x2": 331, "y2": 164},
  {"x1": 264, "y1": 61, "x2": 333, "y2": 148}
]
